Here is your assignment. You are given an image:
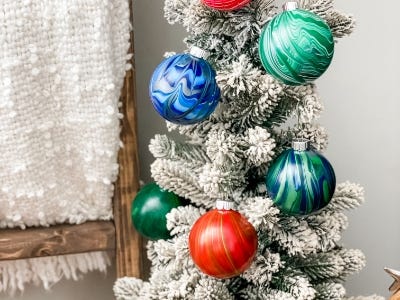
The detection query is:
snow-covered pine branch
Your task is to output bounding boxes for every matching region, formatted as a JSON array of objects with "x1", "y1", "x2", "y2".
[
  {"x1": 326, "y1": 10, "x2": 356, "y2": 38},
  {"x1": 299, "y1": 0, "x2": 355, "y2": 38},
  {"x1": 274, "y1": 123, "x2": 329, "y2": 154},
  {"x1": 199, "y1": 162, "x2": 247, "y2": 199},
  {"x1": 242, "y1": 251, "x2": 282, "y2": 286},
  {"x1": 193, "y1": 277, "x2": 235, "y2": 299},
  {"x1": 148, "y1": 234, "x2": 194, "y2": 275},
  {"x1": 165, "y1": 0, "x2": 276, "y2": 48},
  {"x1": 114, "y1": 277, "x2": 148, "y2": 300},
  {"x1": 149, "y1": 134, "x2": 210, "y2": 166},
  {"x1": 238, "y1": 287, "x2": 297, "y2": 300},
  {"x1": 336, "y1": 248, "x2": 366, "y2": 278},
  {"x1": 205, "y1": 125, "x2": 276, "y2": 167},
  {"x1": 306, "y1": 210, "x2": 348, "y2": 252},
  {"x1": 151, "y1": 158, "x2": 215, "y2": 208},
  {"x1": 166, "y1": 119, "x2": 220, "y2": 143},
  {"x1": 272, "y1": 272, "x2": 316, "y2": 300},
  {"x1": 269, "y1": 216, "x2": 320, "y2": 256},
  {"x1": 290, "y1": 251, "x2": 345, "y2": 281},
  {"x1": 166, "y1": 205, "x2": 205, "y2": 236},
  {"x1": 238, "y1": 196, "x2": 280, "y2": 231},
  {"x1": 329, "y1": 182, "x2": 365, "y2": 211},
  {"x1": 215, "y1": 55, "x2": 285, "y2": 128},
  {"x1": 314, "y1": 282, "x2": 346, "y2": 300},
  {"x1": 257, "y1": 86, "x2": 321, "y2": 130},
  {"x1": 284, "y1": 84, "x2": 324, "y2": 123}
]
